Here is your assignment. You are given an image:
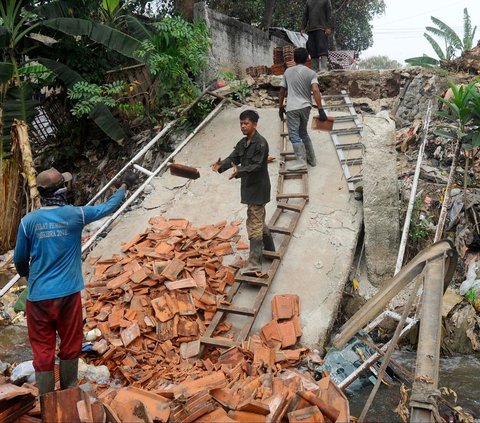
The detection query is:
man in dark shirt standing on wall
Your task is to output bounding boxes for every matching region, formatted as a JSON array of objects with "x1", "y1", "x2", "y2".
[
  {"x1": 301, "y1": 0, "x2": 333, "y2": 72},
  {"x1": 212, "y1": 110, "x2": 274, "y2": 275}
]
